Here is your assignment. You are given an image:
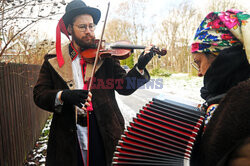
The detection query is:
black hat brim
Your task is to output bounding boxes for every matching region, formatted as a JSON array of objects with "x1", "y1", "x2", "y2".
[{"x1": 62, "y1": 7, "x2": 101, "y2": 27}]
